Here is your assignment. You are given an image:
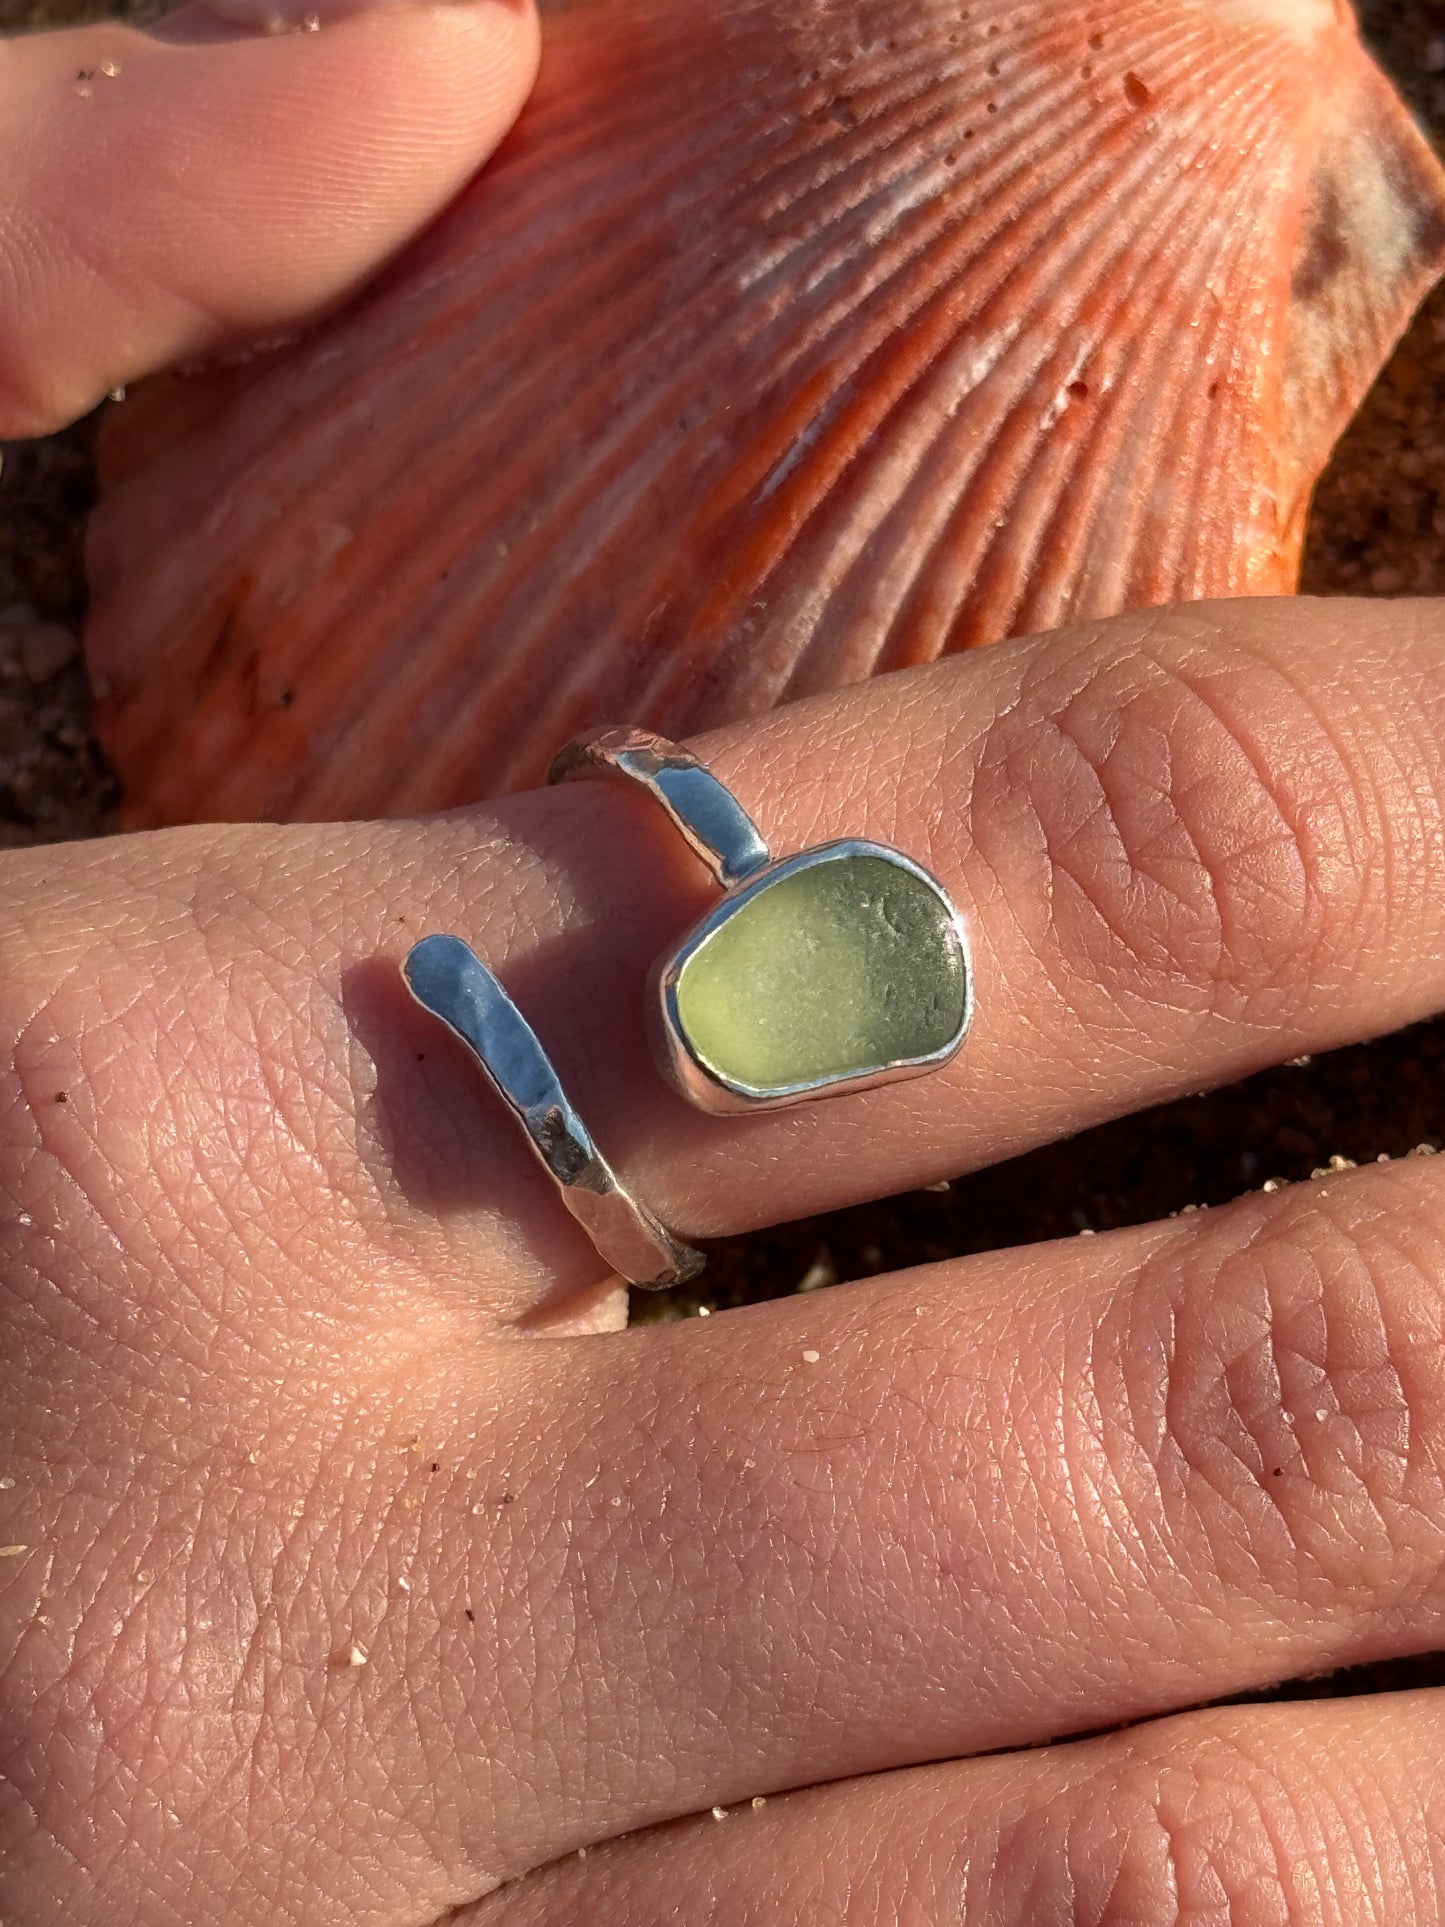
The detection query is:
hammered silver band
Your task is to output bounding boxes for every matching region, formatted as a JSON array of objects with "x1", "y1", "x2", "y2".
[
  {"x1": 550, "y1": 727, "x2": 770, "y2": 887},
  {"x1": 402, "y1": 934, "x2": 703, "y2": 1290}
]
